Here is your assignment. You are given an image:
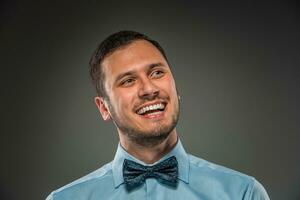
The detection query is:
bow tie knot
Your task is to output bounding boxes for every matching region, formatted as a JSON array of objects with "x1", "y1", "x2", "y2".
[
  {"x1": 123, "y1": 156, "x2": 179, "y2": 191},
  {"x1": 145, "y1": 167, "x2": 154, "y2": 175}
]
